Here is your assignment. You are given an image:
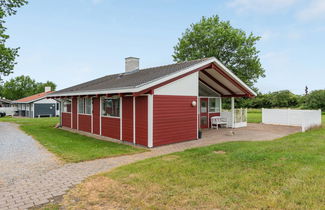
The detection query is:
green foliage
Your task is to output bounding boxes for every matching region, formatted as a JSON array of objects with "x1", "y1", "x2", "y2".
[
  {"x1": 268, "y1": 90, "x2": 299, "y2": 107},
  {"x1": 0, "y1": 0, "x2": 28, "y2": 80},
  {"x1": 173, "y1": 15, "x2": 265, "y2": 88},
  {"x1": 234, "y1": 90, "x2": 300, "y2": 109},
  {"x1": 303, "y1": 90, "x2": 325, "y2": 111},
  {"x1": 36, "y1": 80, "x2": 57, "y2": 94},
  {"x1": 0, "y1": 75, "x2": 56, "y2": 100}
]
